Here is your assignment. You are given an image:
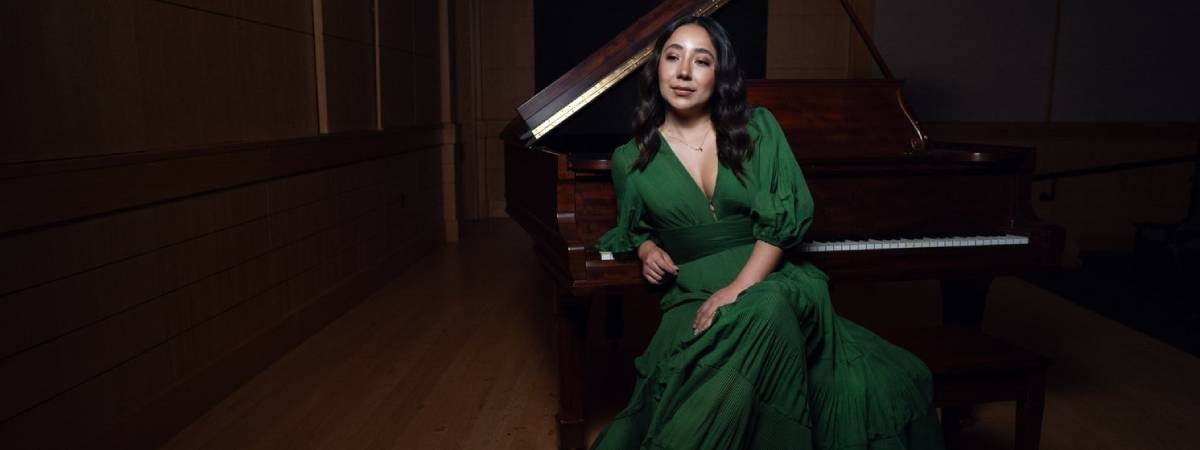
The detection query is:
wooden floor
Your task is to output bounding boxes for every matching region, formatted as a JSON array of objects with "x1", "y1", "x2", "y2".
[{"x1": 161, "y1": 219, "x2": 1200, "y2": 450}]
